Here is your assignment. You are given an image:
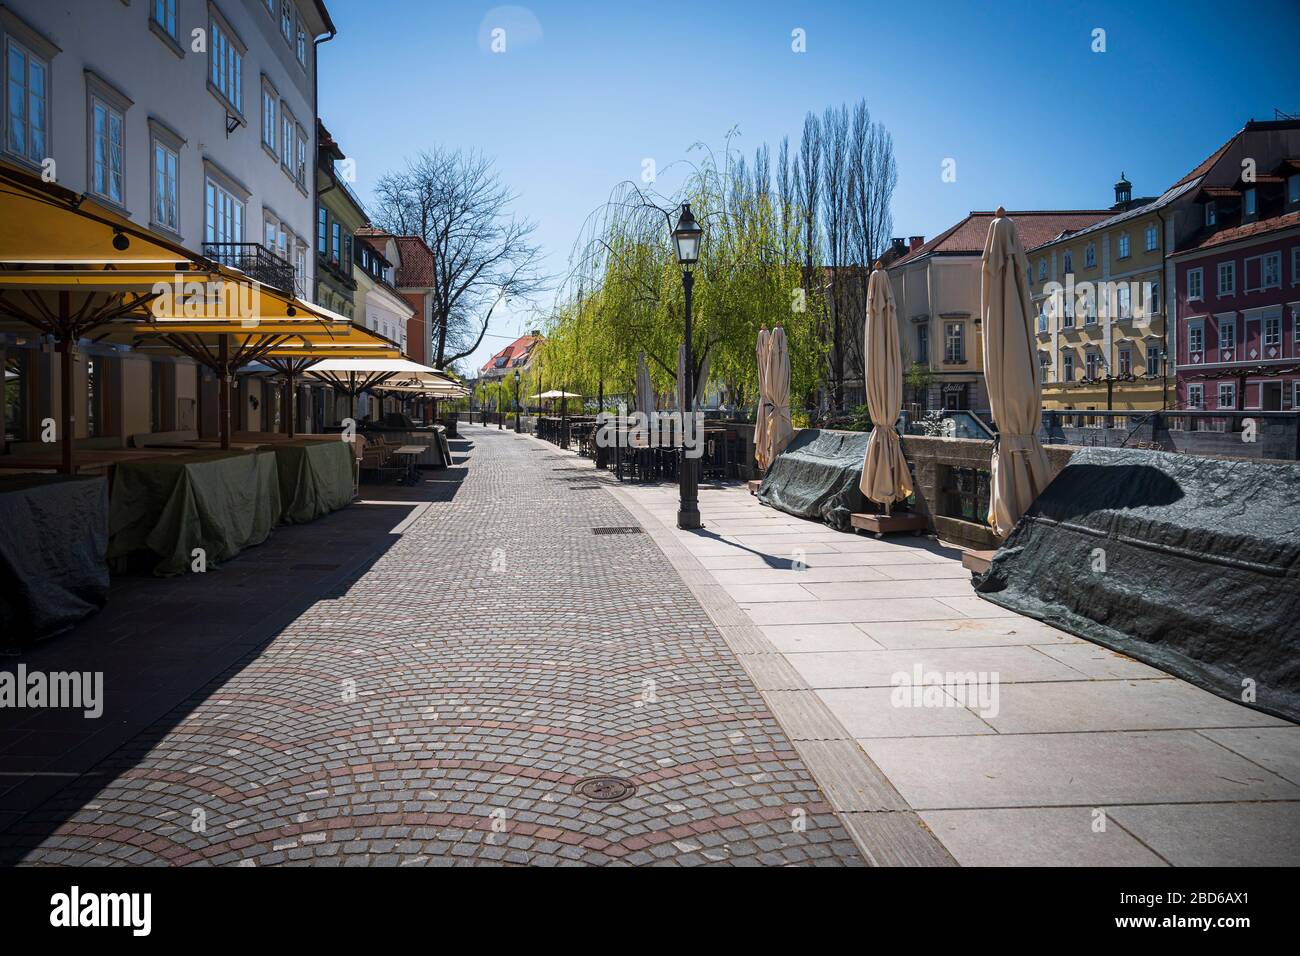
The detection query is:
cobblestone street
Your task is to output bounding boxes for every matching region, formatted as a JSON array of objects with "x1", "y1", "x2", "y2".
[{"x1": 0, "y1": 425, "x2": 865, "y2": 866}]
